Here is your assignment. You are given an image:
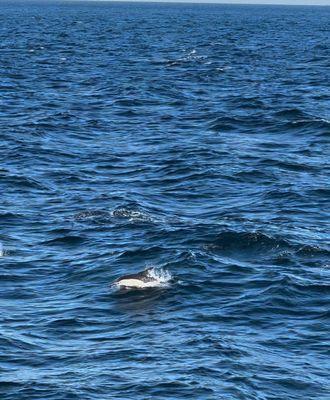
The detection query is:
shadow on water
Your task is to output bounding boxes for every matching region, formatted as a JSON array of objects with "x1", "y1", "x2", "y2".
[{"x1": 111, "y1": 286, "x2": 171, "y2": 314}]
